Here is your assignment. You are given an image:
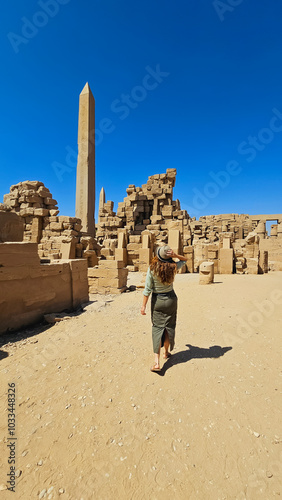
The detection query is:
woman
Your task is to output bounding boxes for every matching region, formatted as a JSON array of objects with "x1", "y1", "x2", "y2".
[{"x1": 141, "y1": 245, "x2": 187, "y2": 372}]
